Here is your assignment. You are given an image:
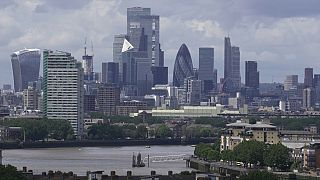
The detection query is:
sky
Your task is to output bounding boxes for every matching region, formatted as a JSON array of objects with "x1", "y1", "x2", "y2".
[{"x1": 1, "y1": 0, "x2": 320, "y2": 86}]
